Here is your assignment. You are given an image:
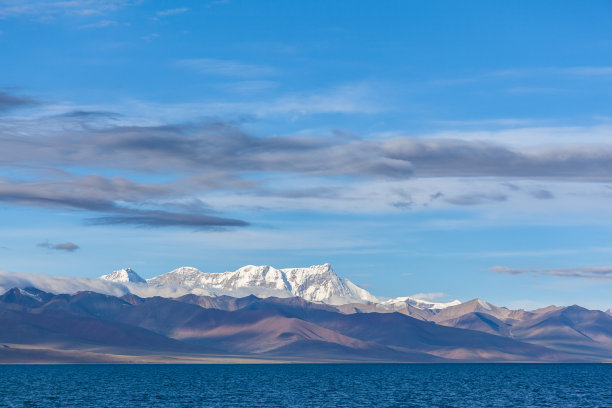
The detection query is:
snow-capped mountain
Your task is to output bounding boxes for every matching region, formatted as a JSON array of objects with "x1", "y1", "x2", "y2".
[
  {"x1": 146, "y1": 263, "x2": 378, "y2": 305},
  {"x1": 100, "y1": 268, "x2": 146, "y2": 284},
  {"x1": 99, "y1": 263, "x2": 460, "y2": 308},
  {"x1": 379, "y1": 296, "x2": 462, "y2": 311}
]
